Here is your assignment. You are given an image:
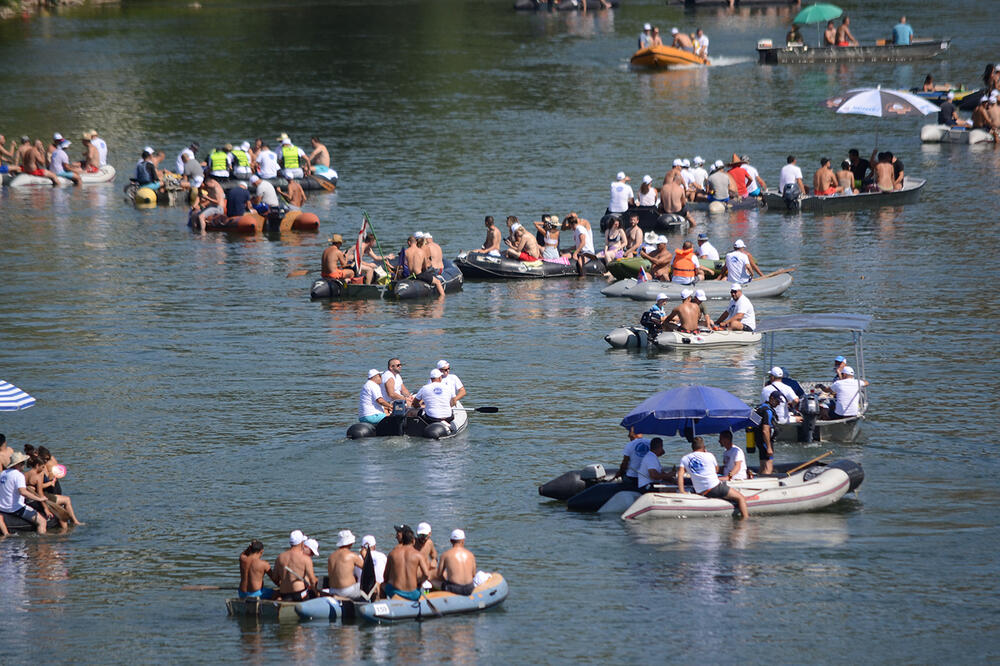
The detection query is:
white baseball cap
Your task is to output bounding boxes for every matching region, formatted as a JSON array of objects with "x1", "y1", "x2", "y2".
[
  {"x1": 436, "y1": 360, "x2": 449, "y2": 370},
  {"x1": 289, "y1": 530, "x2": 306, "y2": 546},
  {"x1": 672, "y1": 158, "x2": 683, "y2": 167},
  {"x1": 694, "y1": 289, "x2": 707, "y2": 301},
  {"x1": 643, "y1": 22, "x2": 651, "y2": 30},
  {"x1": 368, "y1": 368, "x2": 380, "y2": 378},
  {"x1": 671, "y1": 27, "x2": 679, "y2": 34},
  {"x1": 143, "y1": 146, "x2": 155, "y2": 154},
  {"x1": 416, "y1": 522, "x2": 432, "y2": 536},
  {"x1": 734, "y1": 239, "x2": 746, "y2": 248},
  {"x1": 693, "y1": 156, "x2": 704, "y2": 165},
  {"x1": 304, "y1": 538, "x2": 320, "y2": 556},
  {"x1": 414, "y1": 231, "x2": 425, "y2": 238},
  {"x1": 713, "y1": 160, "x2": 725, "y2": 170},
  {"x1": 430, "y1": 368, "x2": 442, "y2": 379},
  {"x1": 510, "y1": 223, "x2": 523, "y2": 232},
  {"x1": 281, "y1": 138, "x2": 292, "y2": 145},
  {"x1": 842, "y1": 366, "x2": 855, "y2": 376},
  {"x1": 450, "y1": 529, "x2": 465, "y2": 541},
  {"x1": 361, "y1": 535, "x2": 376, "y2": 547},
  {"x1": 769, "y1": 366, "x2": 784, "y2": 378},
  {"x1": 336, "y1": 530, "x2": 356, "y2": 547},
  {"x1": 250, "y1": 174, "x2": 260, "y2": 183},
  {"x1": 240, "y1": 141, "x2": 251, "y2": 151},
  {"x1": 946, "y1": 91, "x2": 955, "y2": 100},
  {"x1": 657, "y1": 235, "x2": 669, "y2": 244},
  {"x1": 616, "y1": 171, "x2": 627, "y2": 181},
  {"x1": 656, "y1": 292, "x2": 669, "y2": 301},
  {"x1": 682, "y1": 159, "x2": 691, "y2": 168},
  {"x1": 729, "y1": 283, "x2": 743, "y2": 291},
  {"x1": 680, "y1": 288, "x2": 693, "y2": 299},
  {"x1": 642, "y1": 174, "x2": 652, "y2": 184}
]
